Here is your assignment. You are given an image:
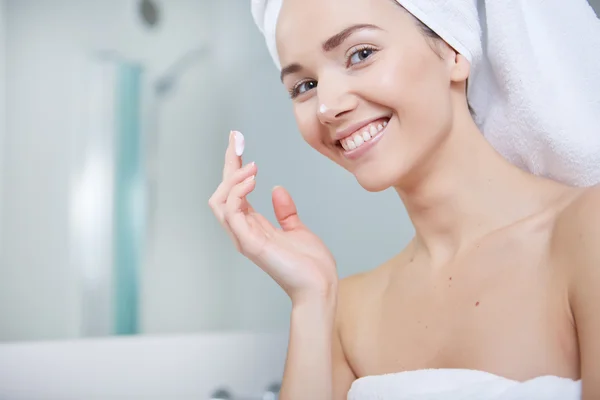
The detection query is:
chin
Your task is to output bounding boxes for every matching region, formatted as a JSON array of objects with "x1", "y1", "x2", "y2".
[
  {"x1": 354, "y1": 171, "x2": 402, "y2": 193},
  {"x1": 351, "y1": 154, "x2": 412, "y2": 192}
]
